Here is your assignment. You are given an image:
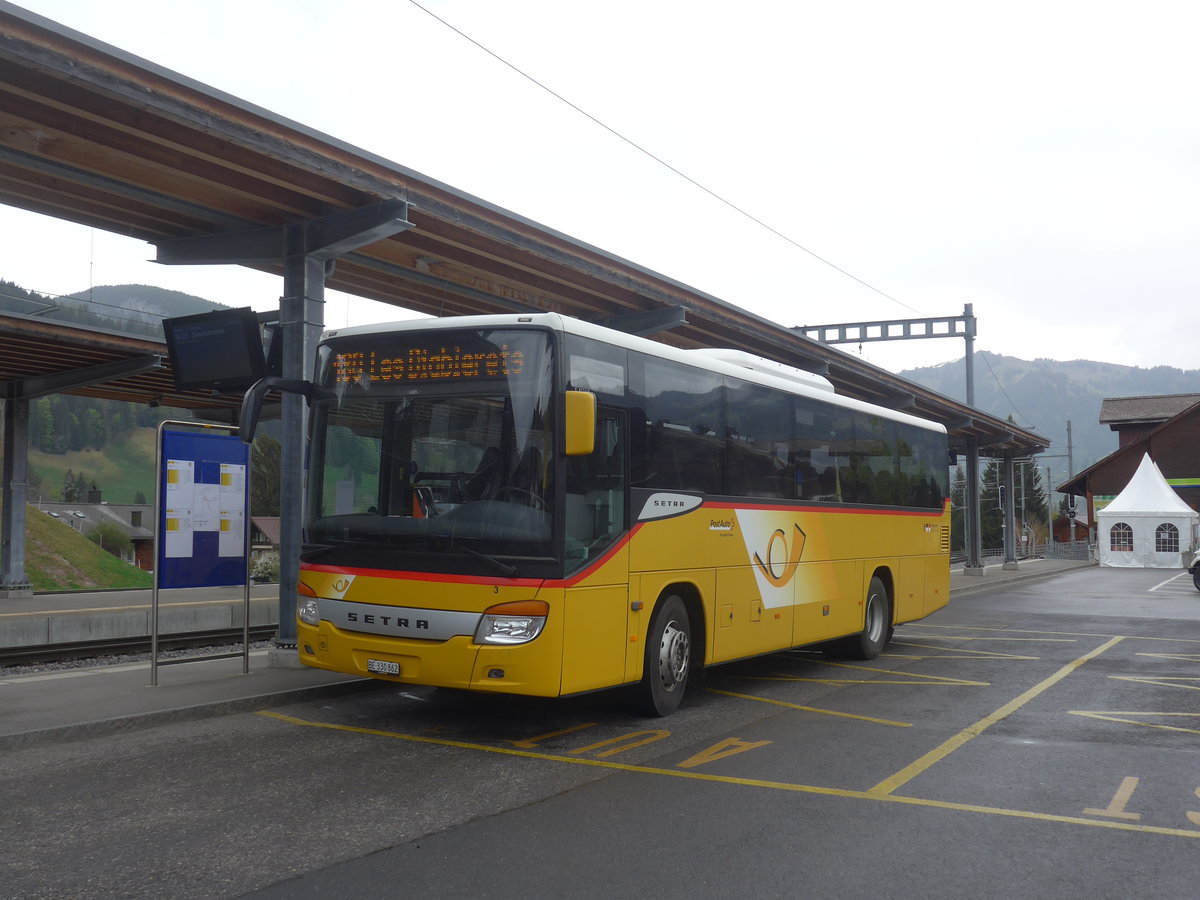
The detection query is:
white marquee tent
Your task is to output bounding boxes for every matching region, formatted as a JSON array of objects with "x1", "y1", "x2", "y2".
[{"x1": 1097, "y1": 453, "x2": 1198, "y2": 568}]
